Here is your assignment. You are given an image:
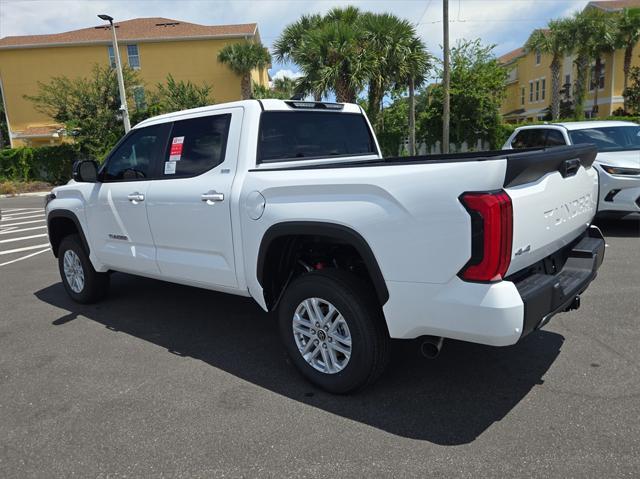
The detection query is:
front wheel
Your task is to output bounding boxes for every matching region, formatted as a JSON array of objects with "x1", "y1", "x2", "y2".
[
  {"x1": 278, "y1": 269, "x2": 389, "y2": 394},
  {"x1": 58, "y1": 234, "x2": 109, "y2": 304}
]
